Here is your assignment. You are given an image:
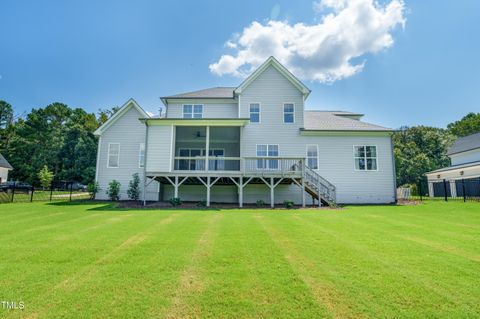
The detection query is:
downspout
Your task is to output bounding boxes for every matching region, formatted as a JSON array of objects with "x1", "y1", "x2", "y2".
[
  {"x1": 94, "y1": 136, "x2": 102, "y2": 200},
  {"x1": 143, "y1": 120, "x2": 149, "y2": 206},
  {"x1": 390, "y1": 133, "x2": 397, "y2": 203}
]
